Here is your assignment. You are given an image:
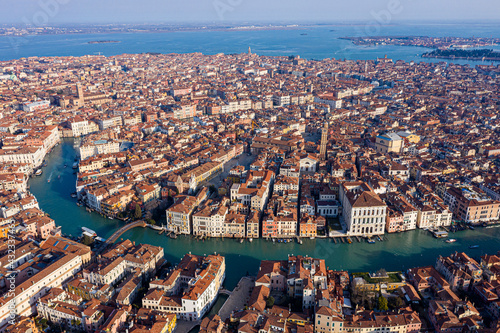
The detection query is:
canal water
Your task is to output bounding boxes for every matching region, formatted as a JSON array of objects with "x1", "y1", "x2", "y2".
[{"x1": 30, "y1": 139, "x2": 500, "y2": 289}]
